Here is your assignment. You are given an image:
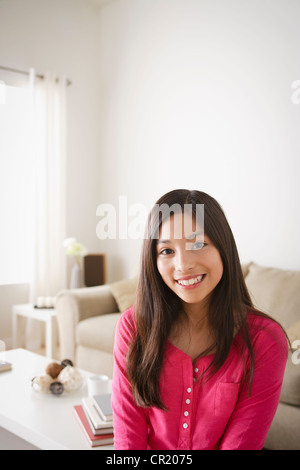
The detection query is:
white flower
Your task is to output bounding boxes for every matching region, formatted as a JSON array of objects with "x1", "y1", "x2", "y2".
[
  {"x1": 63, "y1": 237, "x2": 77, "y2": 249},
  {"x1": 63, "y1": 238, "x2": 88, "y2": 262}
]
